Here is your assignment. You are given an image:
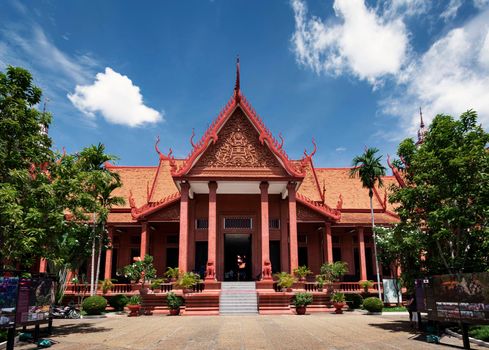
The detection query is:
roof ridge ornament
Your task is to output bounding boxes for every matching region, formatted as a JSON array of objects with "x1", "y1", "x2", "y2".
[
  {"x1": 234, "y1": 56, "x2": 241, "y2": 103},
  {"x1": 417, "y1": 107, "x2": 427, "y2": 145}
]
